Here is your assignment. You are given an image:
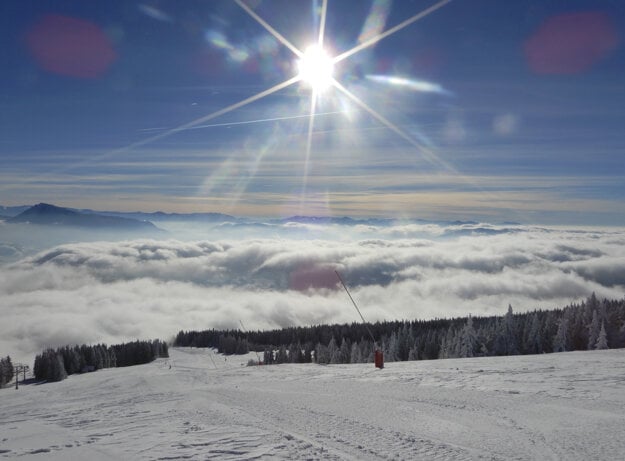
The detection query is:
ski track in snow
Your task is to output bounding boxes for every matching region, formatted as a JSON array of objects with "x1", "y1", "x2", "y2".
[{"x1": 1, "y1": 348, "x2": 625, "y2": 460}]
